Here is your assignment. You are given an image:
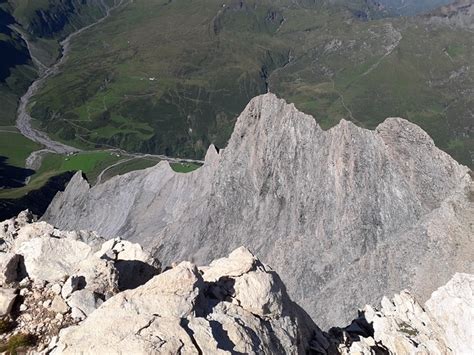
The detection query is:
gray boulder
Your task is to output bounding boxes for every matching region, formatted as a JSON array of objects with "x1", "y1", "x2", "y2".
[{"x1": 67, "y1": 290, "x2": 103, "y2": 317}]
